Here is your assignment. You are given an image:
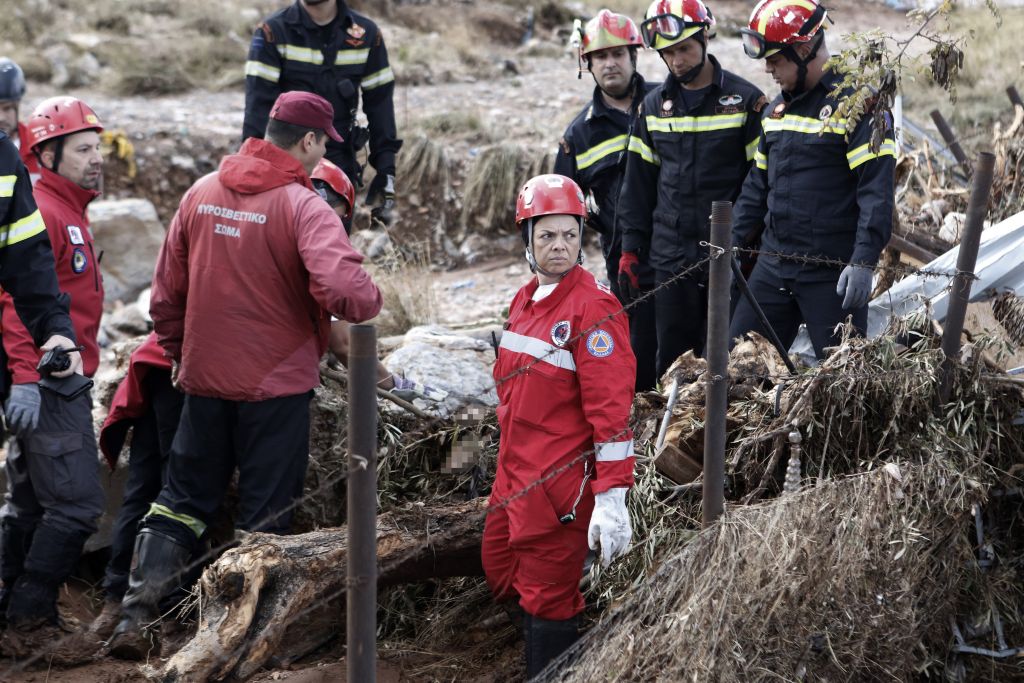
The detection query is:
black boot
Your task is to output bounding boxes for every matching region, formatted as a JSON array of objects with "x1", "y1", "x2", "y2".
[
  {"x1": 524, "y1": 613, "x2": 580, "y2": 680},
  {"x1": 0, "y1": 520, "x2": 35, "y2": 624},
  {"x1": 5, "y1": 525, "x2": 87, "y2": 628},
  {"x1": 108, "y1": 528, "x2": 192, "y2": 661},
  {"x1": 0, "y1": 526, "x2": 99, "y2": 666}
]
